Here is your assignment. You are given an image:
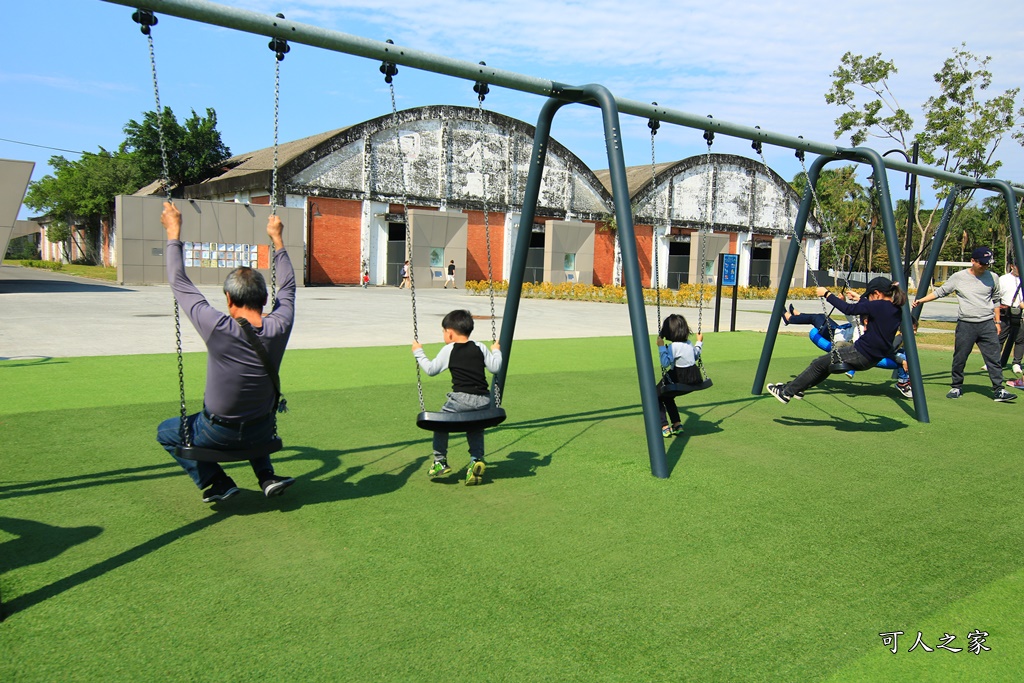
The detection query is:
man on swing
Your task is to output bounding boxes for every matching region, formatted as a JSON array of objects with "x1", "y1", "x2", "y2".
[{"x1": 156, "y1": 202, "x2": 296, "y2": 502}]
